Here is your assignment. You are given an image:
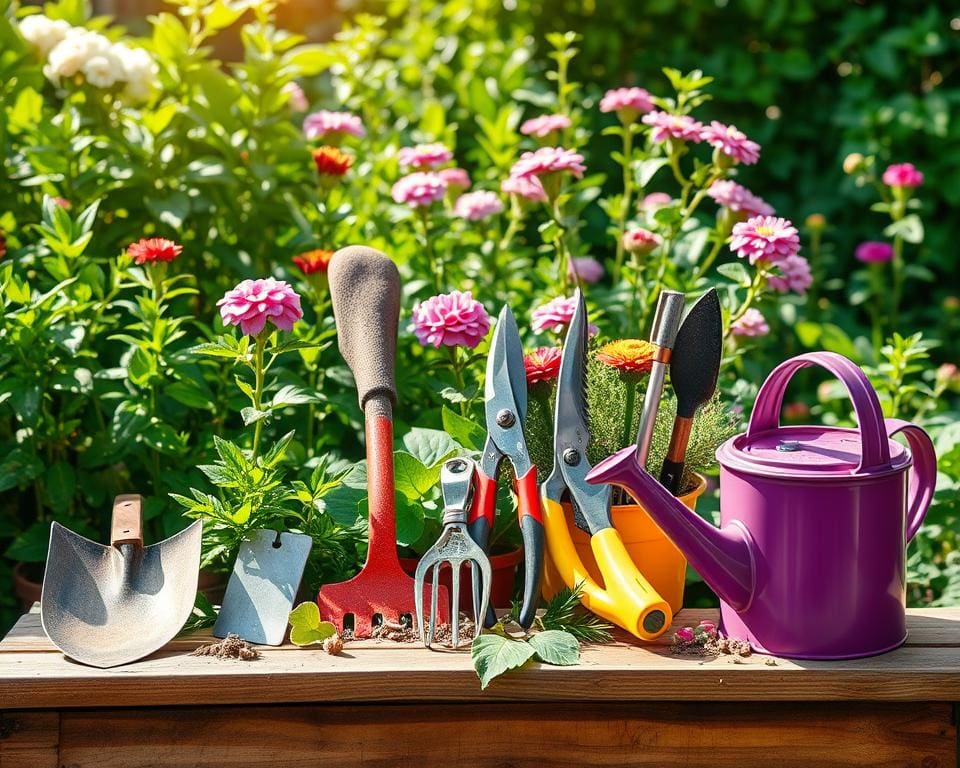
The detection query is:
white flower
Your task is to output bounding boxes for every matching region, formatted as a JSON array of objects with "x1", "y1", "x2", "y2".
[
  {"x1": 114, "y1": 44, "x2": 157, "y2": 101},
  {"x1": 43, "y1": 29, "x2": 110, "y2": 83},
  {"x1": 18, "y1": 15, "x2": 71, "y2": 58},
  {"x1": 82, "y1": 53, "x2": 120, "y2": 88}
]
